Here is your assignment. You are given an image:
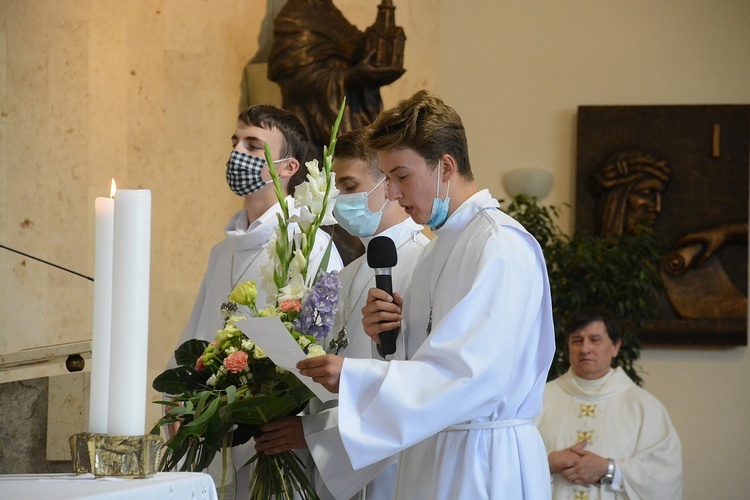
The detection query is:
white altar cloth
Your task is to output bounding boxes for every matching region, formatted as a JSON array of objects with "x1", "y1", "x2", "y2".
[{"x1": 0, "y1": 471, "x2": 217, "y2": 500}]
